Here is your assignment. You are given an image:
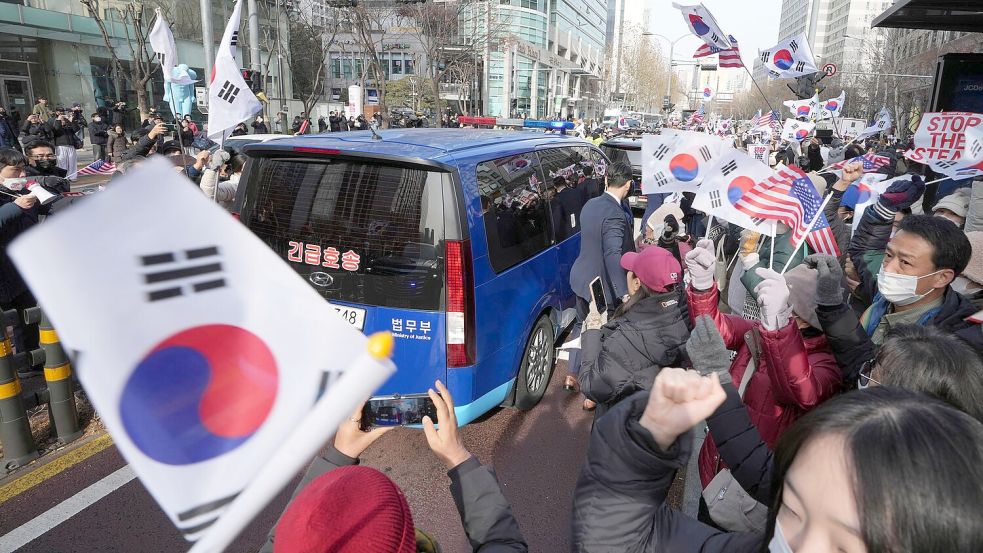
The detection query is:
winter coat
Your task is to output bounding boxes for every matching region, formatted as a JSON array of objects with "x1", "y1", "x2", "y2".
[
  {"x1": 260, "y1": 446, "x2": 528, "y2": 553},
  {"x1": 571, "y1": 391, "x2": 762, "y2": 552},
  {"x1": 0, "y1": 194, "x2": 42, "y2": 303},
  {"x1": 578, "y1": 291, "x2": 691, "y2": 418},
  {"x1": 20, "y1": 119, "x2": 50, "y2": 142},
  {"x1": 230, "y1": 125, "x2": 248, "y2": 137},
  {"x1": 49, "y1": 117, "x2": 78, "y2": 148},
  {"x1": 199, "y1": 169, "x2": 238, "y2": 212},
  {"x1": 107, "y1": 131, "x2": 128, "y2": 161},
  {"x1": 706, "y1": 382, "x2": 775, "y2": 505},
  {"x1": 111, "y1": 106, "x2": 127, "y2": 128},
  {"x1": 251, "y1": 120, "x2": 269, "y2": 134},
  {"x1": 88, "y1": 119, "x2": 109, "y2": 145},
  {"x1": 122, "y1": 131, "x2": 159, "y2": 161},
  {"x1": 807, "y1": 143, "x2": 824, "y2": 171},
  {"x1": 0, "y1": 116, "x2": 16, "y2": 148},
  {"x1": 687, "y1": 285, "x2": 841, "y2": 488}
]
